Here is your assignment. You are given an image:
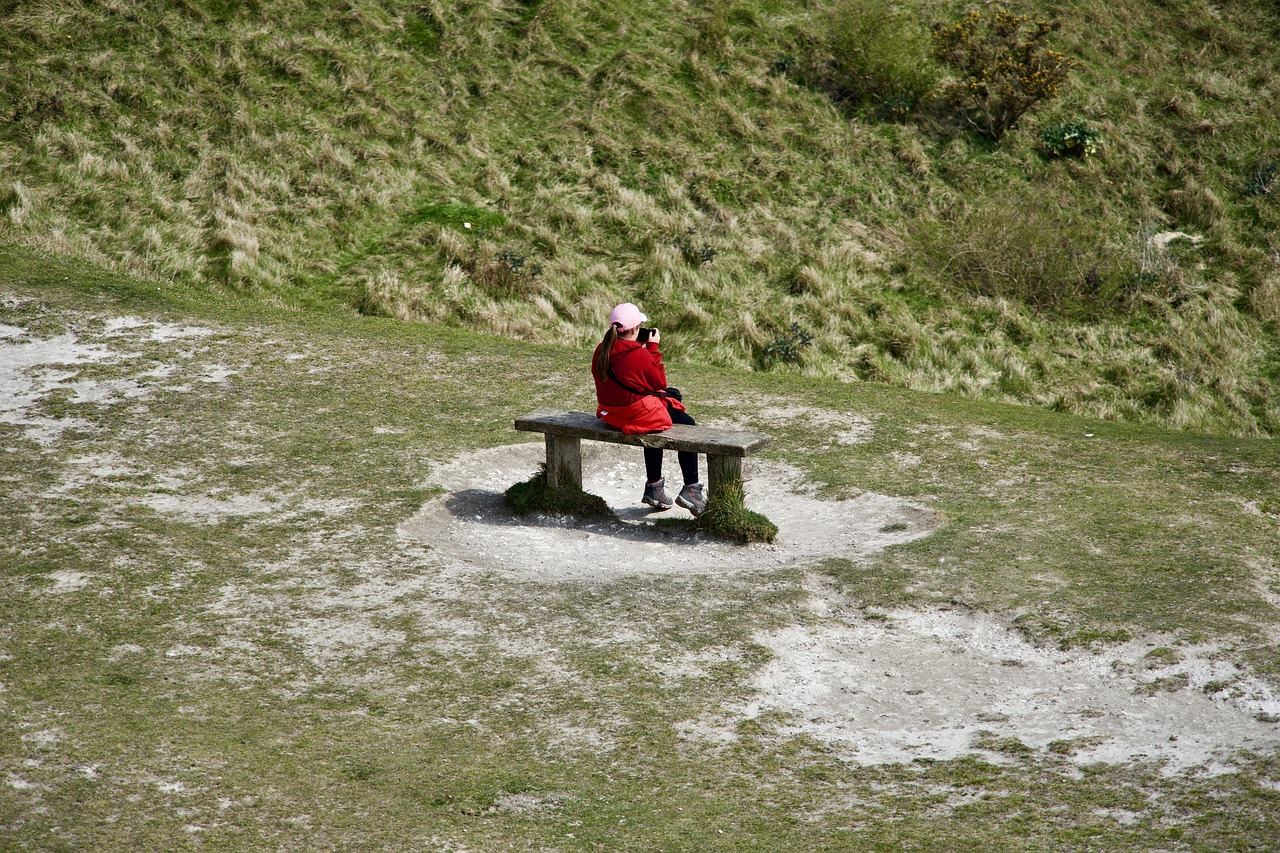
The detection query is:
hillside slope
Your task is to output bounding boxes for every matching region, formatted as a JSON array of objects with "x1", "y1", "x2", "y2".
[{"x1": 2, "y1": 0, "x2": 1278, "y2": 434}]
